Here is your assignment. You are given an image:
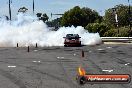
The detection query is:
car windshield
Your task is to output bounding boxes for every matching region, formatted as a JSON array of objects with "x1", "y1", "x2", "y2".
[{"x1": 66, "y1": 34, "x2": 79, "y2": 39}]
